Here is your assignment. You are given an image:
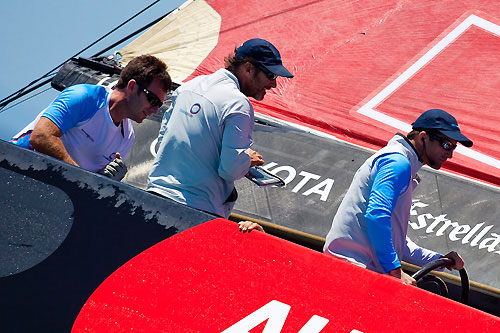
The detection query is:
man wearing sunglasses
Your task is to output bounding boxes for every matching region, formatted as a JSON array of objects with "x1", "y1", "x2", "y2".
[
  {"x1": 324, "y1": 109, "x2": 473, "y2": 285},
  {"x1": 148, "y1": 38, "x2": 293, "y2": 218},
  {"x1": 10, "y1": 55, "x2": 172, "y2": 181}
]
